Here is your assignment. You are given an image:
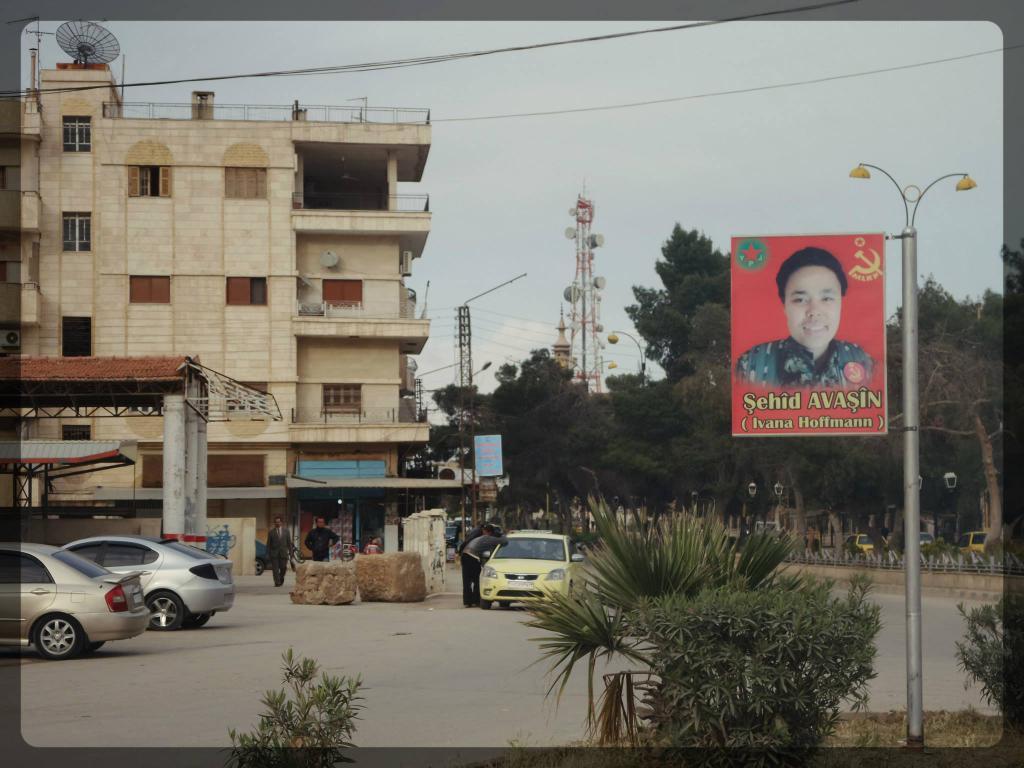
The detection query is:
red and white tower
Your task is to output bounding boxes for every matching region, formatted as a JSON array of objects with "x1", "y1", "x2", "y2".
[{"x1": 563, "y1": 194, "x2": 606, "y2": 393}]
